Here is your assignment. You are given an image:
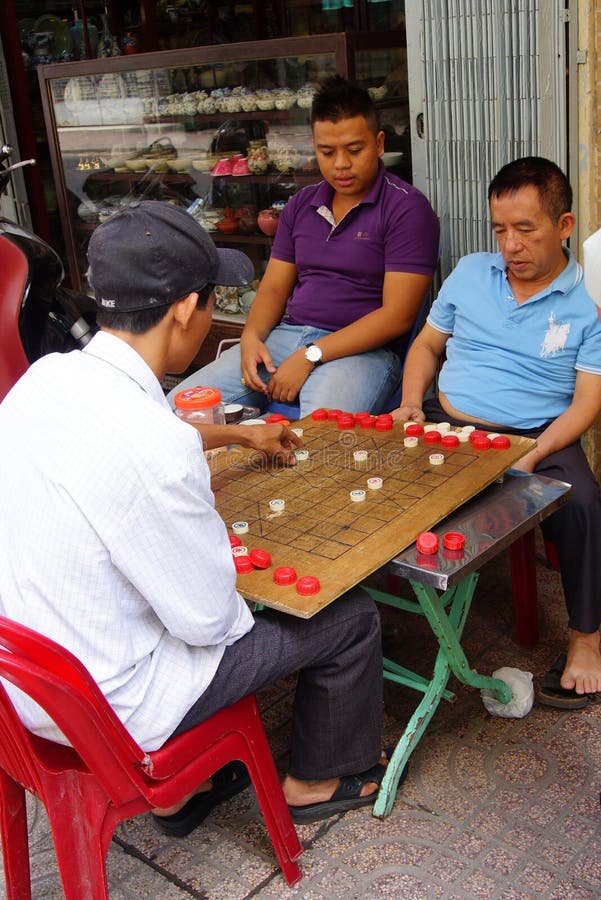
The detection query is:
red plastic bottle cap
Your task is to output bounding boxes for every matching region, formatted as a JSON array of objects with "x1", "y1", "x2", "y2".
[
  {"x1": 491, "y1": 435, "x2": 511, "y2": 450},
  {"x1": 359, "y1": 416, "x2": 375, "y2": 428},
  {"x1": 416, "y1": 531, "x2": 439, "y2": 554},
  {"x1": 249, "y1": 548, "x2": 272, "y2": 569},
  {"x1": 234, "y1": 555, "x2": 254, "y2": 574},
  {"x1": 266, "y1": 413, "x2": 287, "y2": 423},
  {"x1": 273, "y1": 566, "x2": 298, "y2": 585},
  {"x1": 311, "y1": 408, "x2": 328, "y2": 421},
  {"x1": 423, "y1": 430, "x2": 442, "y2": 443},
  {"x1": 327, "y1": 409, "x2": 341, "y2": 420},
  {"x1": 405, "y1": 423, "x2": 424, "y2": 437},
  {"x1": 443, "y1": 531, "x2": 466, "y2": 551},
  {"x1": 441, "y1": 433, "x2": 460, "y2": 448},
  {"x1": 229, "y1": 534, "x2": 243, "y2": 548},
  {"x1": 375, "y1": 418, "x2": 393, "y2": 431},
  {"x1": 469, "y1": 429, "x2": 488, "y2": 443},
  {"x1": 296, "y1": 576, "x2": 321, "y2": 595},
  {"x1": 472, "y1": 436, "x2": 492, "y2": 450},
  {"x1": 337, "y1": 414, "x2": 355, "y2": 429}
]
